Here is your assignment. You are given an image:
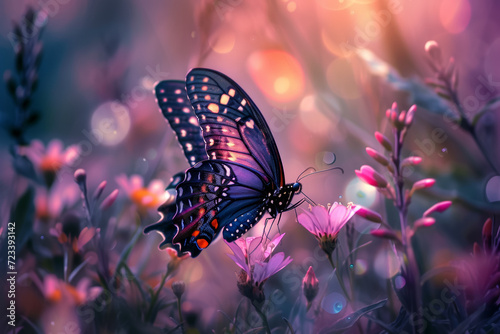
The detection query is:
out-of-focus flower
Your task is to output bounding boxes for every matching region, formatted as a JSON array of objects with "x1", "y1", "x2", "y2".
[
  {"x1": 355, "y1": 205, "x2": 382, "y2": 223},
  {"x1": 116, "y1": 174, "x2": 170, "y2": 213},
  {"x1": 370, "y1": 228, "x2": 401, "y2": 244},
  {"x1": 35, "y1": 182, "x2": 79, "y2": 223},
  {"x1": 38, "y1": 274, "x2": 102, "y2": 306},
  {"x1": 49, "y1": 217, "x2": 98, "y2": 253},
  {"x1": 298, "y1": 203, "x2": 359, "y2": 258},
  {"x1": 166, "y1": 248, "x2": 189, "y2": 273},
  {"x1": 302, "y1": 266, "x2": 319, "y2": 308},
  {"x1": 172, "y1": 281, "x2": 185, "y2": 299},
  {"x1": 20, "y1": 139, "x2": 79, "y2": 187},
  {"x1": 423, "y1": 201, "x2": 452, "y2": 217},
  {"x1": 355, "y1": 165, "x2": 388, "y2": 188},
  {"x1": 410, "y1": 178, "x2": 436, "y2": 194},
  {"x1": 459, "y1": 218, "x2": 500, "y2": 317},
  {"x1": 226, "y1": 234, "x2": 292, "y2": 303}
]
